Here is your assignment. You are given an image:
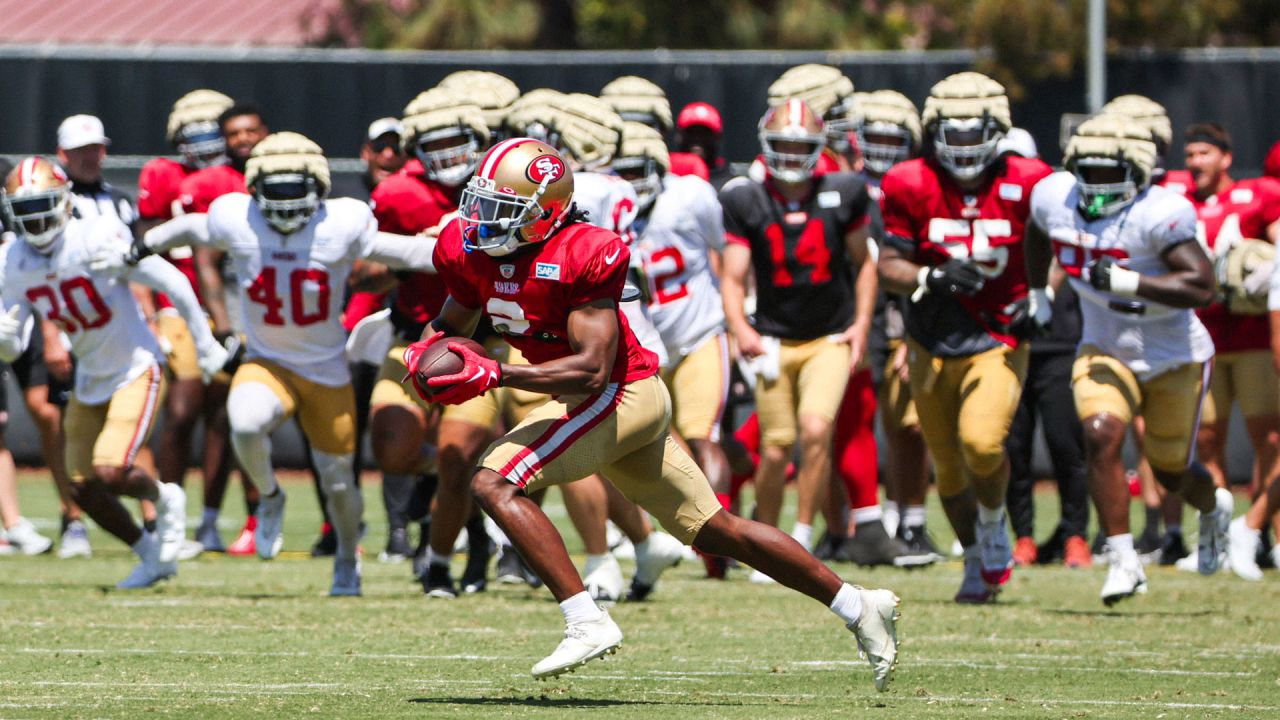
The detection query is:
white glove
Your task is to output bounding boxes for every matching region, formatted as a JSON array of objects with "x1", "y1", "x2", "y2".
[
  {"x1": 196, "y1": 340, "x2": 230, "y2": 384},
  {"x1": 88, "y1": 245, "x2": 132, "y2": 283},
  {"x1": 0, "y1": 307, "x2": 22, "y2": 347},
  {"x1": 1028, "y1": 287, "x2": 1053, "y2": 329},
  {"x1": 1243, "y1": 260, "x2": 1275, "y2": 297}
]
